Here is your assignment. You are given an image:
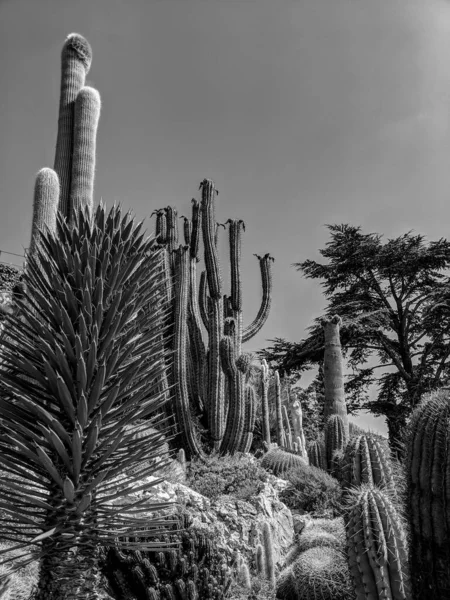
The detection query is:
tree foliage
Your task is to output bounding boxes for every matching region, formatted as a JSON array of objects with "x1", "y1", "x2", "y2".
[{"x1": 260, "y1": 225, "x2": 450, "y2": 455}]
